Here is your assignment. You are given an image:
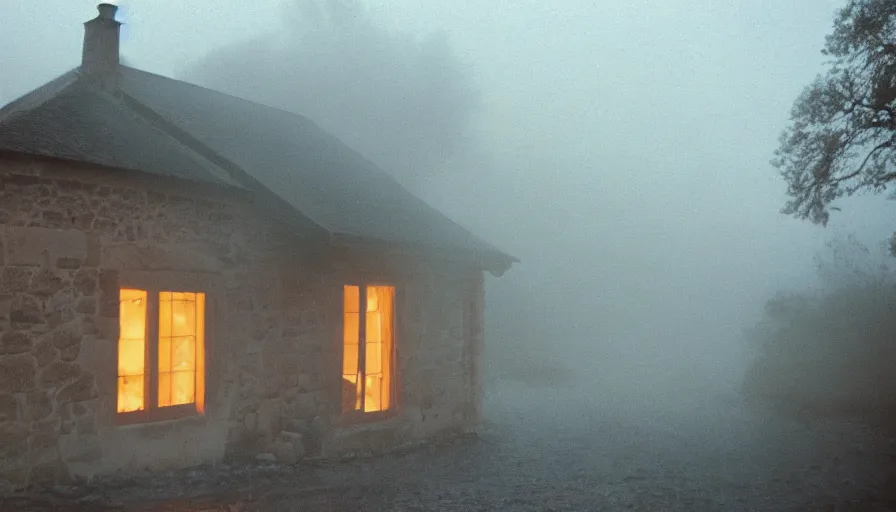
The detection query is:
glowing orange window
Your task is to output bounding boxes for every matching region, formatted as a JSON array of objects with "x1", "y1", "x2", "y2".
[
  {"x1": 118, "y1": 289, "x2": 147, "y2": 413},
  {"x1": 117, "y1": 289, "x2": 206, "y2": 422},
  {"x1": 342, "y1": 285, "x2": 394, "y2": 414}
]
